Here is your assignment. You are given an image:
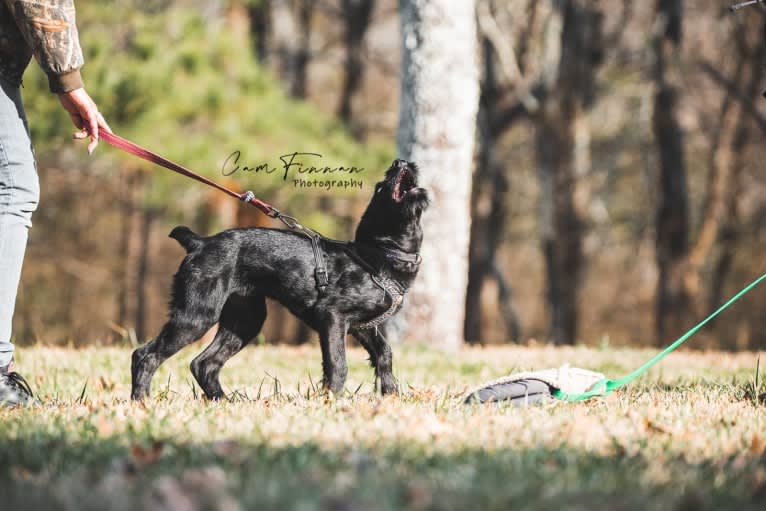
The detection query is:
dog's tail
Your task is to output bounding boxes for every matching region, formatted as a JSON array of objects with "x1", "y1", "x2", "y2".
[{"x1": 169, "y1": 226, "x2": 204, "y2": 252}]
